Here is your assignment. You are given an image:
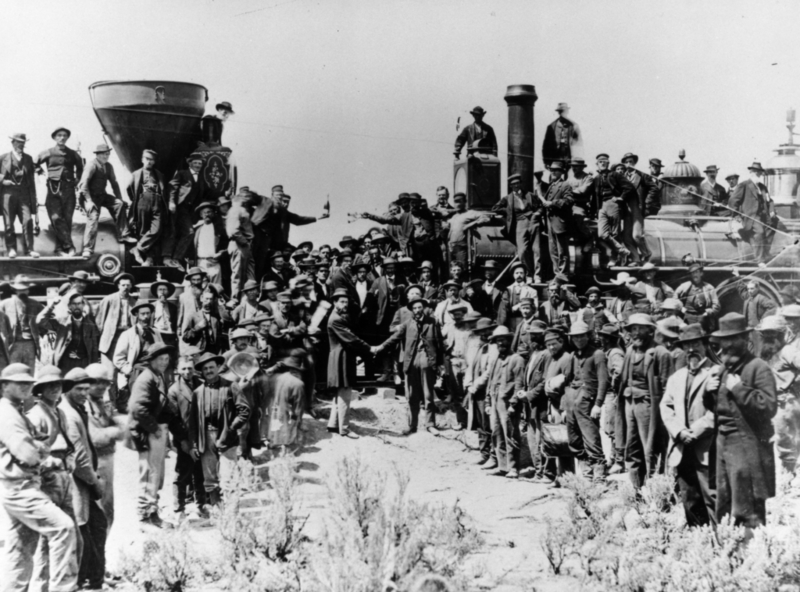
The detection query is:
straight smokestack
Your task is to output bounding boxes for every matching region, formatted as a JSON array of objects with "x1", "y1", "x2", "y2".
[{"x1": 504, "y1": 84, "x2": 538, "y2": 194}]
